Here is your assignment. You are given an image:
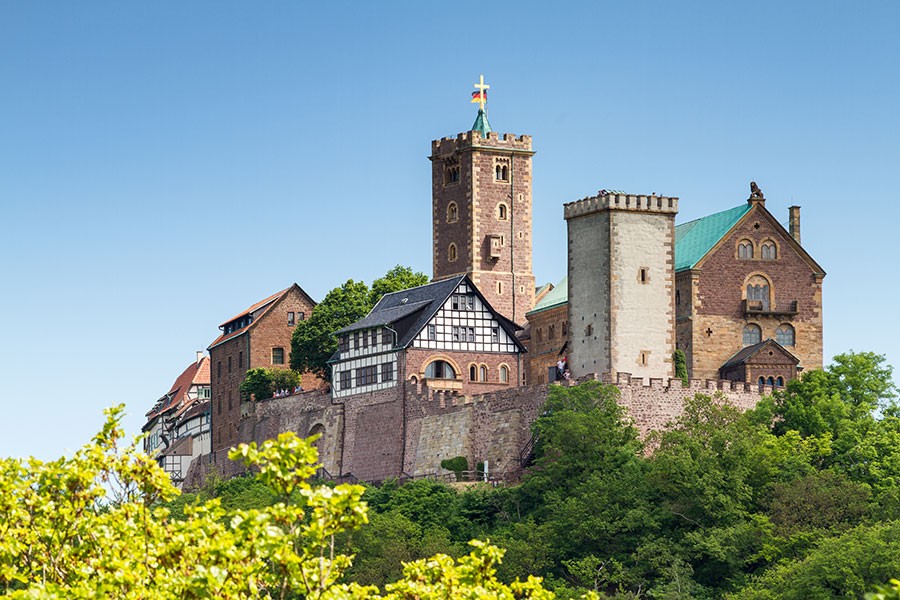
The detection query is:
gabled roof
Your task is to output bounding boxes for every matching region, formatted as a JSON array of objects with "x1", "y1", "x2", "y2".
[
  {"x1": 333, "y1": 275, "x2": 525, "y2": 353},
  {"x1": 527, "y1": 276, "x2": 568, "y2": 316},
  {"x1": 674, "y1": 204, "x2": 752, "y2": 272},
  {"x1": 208, "y1": 284, "x2": 315, "y2": 350},
  {"x1": 720, "y1": 338, "x2": 799, "y2": 370},
  {"x1": 145, "y1": 356, "x2": 211, "y2": 421}
]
